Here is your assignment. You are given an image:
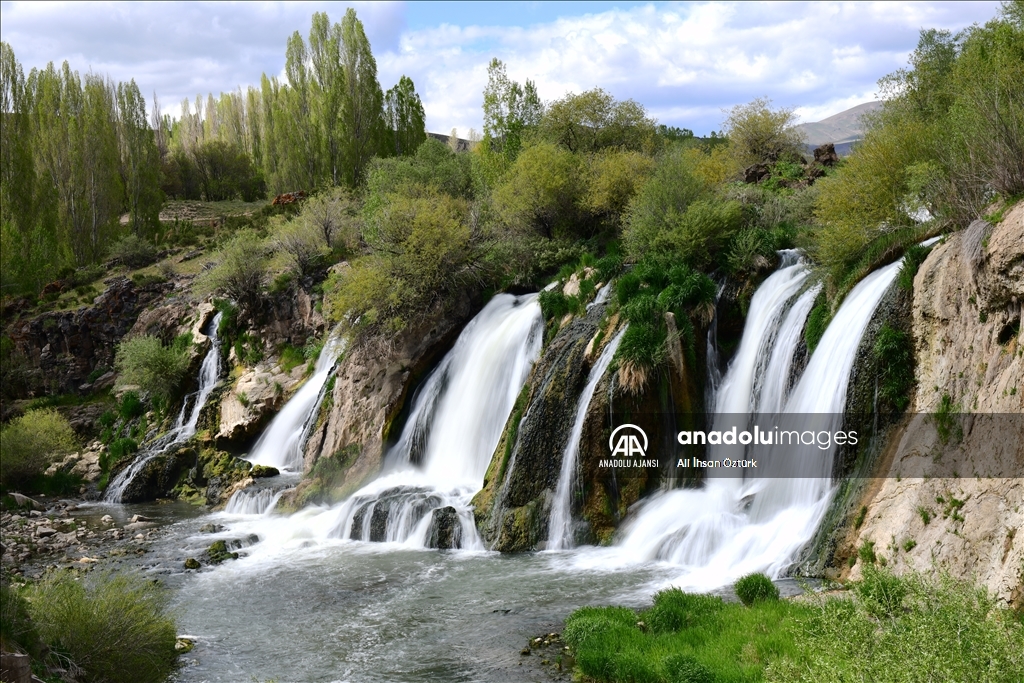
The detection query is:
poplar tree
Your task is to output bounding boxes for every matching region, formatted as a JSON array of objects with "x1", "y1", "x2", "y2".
[
  {"x1": 482, "y1": 58, "x2": 542, "y2": 163},
  {"x1": 384, "y1": 75, "x2": 426, "y2": 156},
  {"x1": 338, "y1": 8, "x2": 385, "y2": 186},
  {"x1": 117, "y1": 80, "x2": 162, "y2": 238}
]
